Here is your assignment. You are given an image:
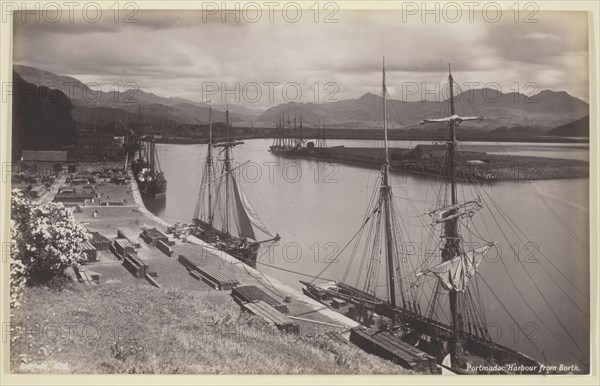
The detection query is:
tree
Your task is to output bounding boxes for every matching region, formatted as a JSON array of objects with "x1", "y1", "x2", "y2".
[
  {"x1": 12, "y1": 72, "x2": 77, "y2": 160},
  {"x1": 11, "y1": 189, "x2": 91, "y2": 284},
  {"x1": 10, "y1": 219, "x2": 26, "y2": 311}
]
